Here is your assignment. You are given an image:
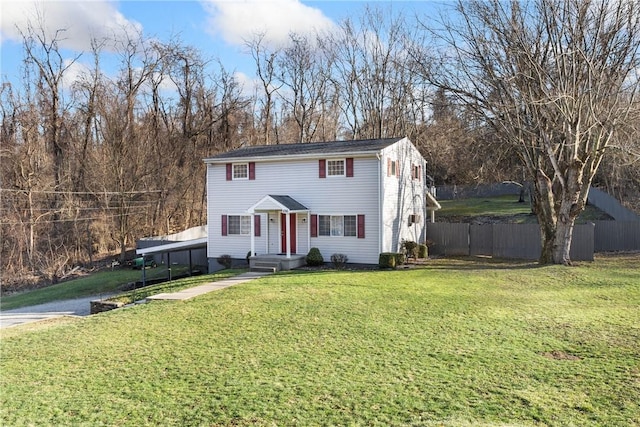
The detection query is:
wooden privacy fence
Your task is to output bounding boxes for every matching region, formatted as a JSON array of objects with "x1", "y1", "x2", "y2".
[
  {"x1": 592, "y1": 221, "x2": 640, "y2": 252},
  {"x1": 427, "y1": 223, "x2": 595, "y2": 261}
]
